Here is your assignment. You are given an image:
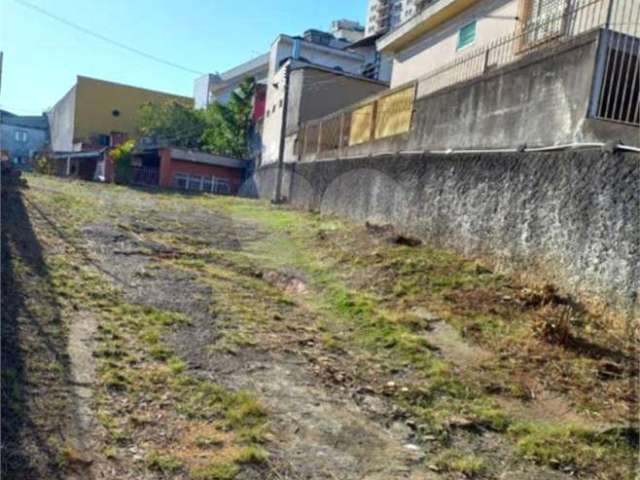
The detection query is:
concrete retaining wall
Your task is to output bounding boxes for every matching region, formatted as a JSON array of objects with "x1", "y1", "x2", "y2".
[{"x1": 251, "y1": 150, "x2": 639, "y2": 309}]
